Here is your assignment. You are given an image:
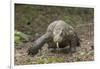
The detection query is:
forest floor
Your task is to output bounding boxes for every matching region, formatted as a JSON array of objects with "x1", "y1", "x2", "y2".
[{"x1": 15, "y1": 23, "x2": 94, "y2": 65}]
